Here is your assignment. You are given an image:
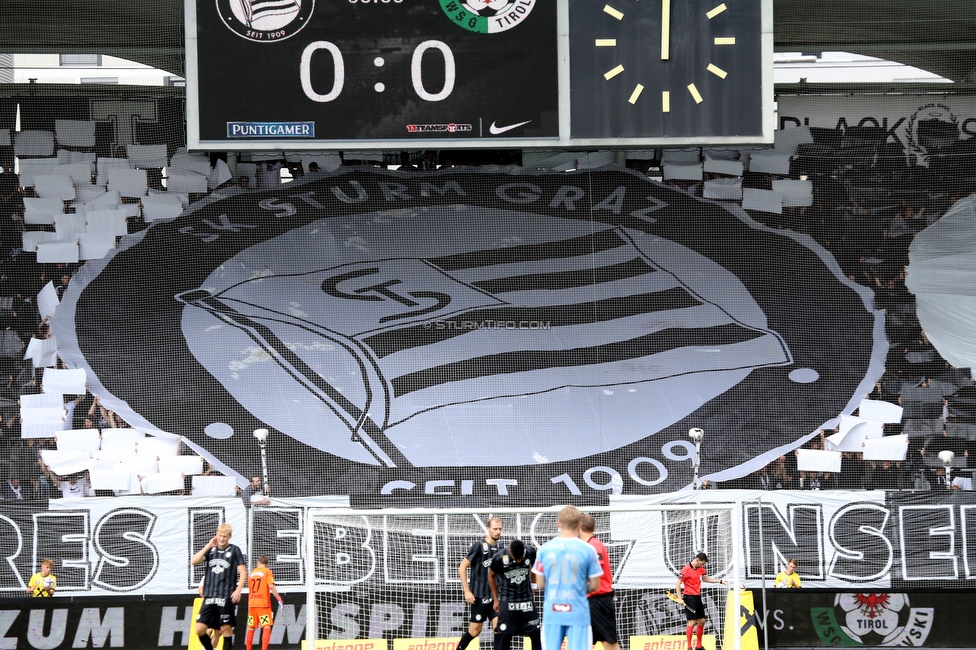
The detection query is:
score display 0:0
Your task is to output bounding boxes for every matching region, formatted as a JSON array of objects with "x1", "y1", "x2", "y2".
[{"x1": 300, "y1": 40, "x2": 457, "y2": 103}]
